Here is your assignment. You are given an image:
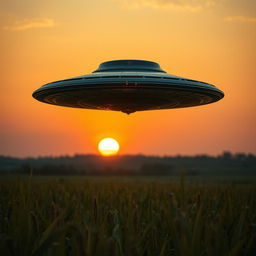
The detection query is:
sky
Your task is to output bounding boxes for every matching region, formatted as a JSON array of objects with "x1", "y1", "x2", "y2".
[{"x1": 1, "y1": 0, "x2": 256, "y2": 157}]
